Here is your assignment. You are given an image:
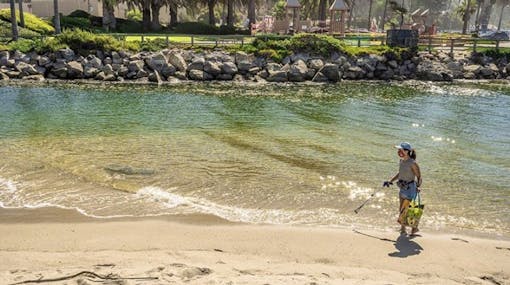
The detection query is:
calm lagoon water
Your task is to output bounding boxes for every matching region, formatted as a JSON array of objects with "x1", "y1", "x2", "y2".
[{"x1": 0, "y1": 82, "x2": 509, "y2": 237}]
